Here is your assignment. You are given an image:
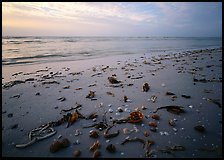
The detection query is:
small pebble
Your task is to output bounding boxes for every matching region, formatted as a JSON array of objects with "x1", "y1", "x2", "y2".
[
  {"x1": 121, "y1": 152, "x2": 125, "y2": 156},
  {"x1": 108, "y1": 108, "x2": 113, "y2": 113},
  {"x1": 188, "y1": 105, "x2": 193, "y2": 108}
]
